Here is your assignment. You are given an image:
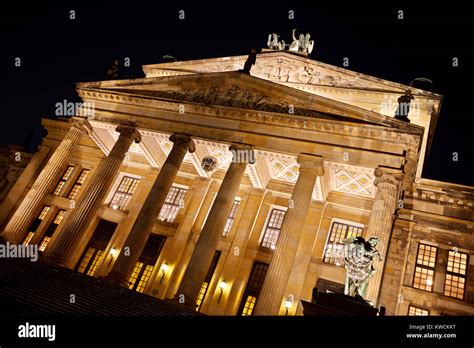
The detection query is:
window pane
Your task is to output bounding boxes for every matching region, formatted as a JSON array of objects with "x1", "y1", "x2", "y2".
[
  {"x1": 323, "y1": 221, "x2": 363, "y2": 266},
  {"x1": 158, "y1": 186, "x2": 187, "y2": 223},
  {"x1": 261, "y1": 208, "x2": 286, "y2": 249},
  {"x1": 408, "y1": 305, "x2": 429, "y2": 316}
]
